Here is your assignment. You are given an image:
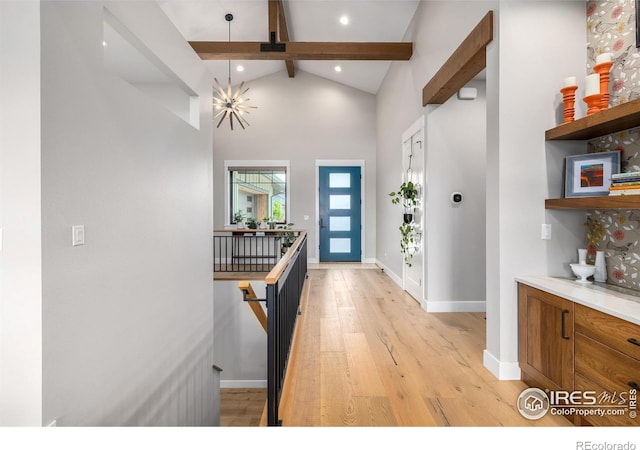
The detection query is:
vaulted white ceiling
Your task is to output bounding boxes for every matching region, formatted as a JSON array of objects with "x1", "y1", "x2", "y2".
[{"x1": 159, "y1": 0, "x2": 420, "y2": 94}]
